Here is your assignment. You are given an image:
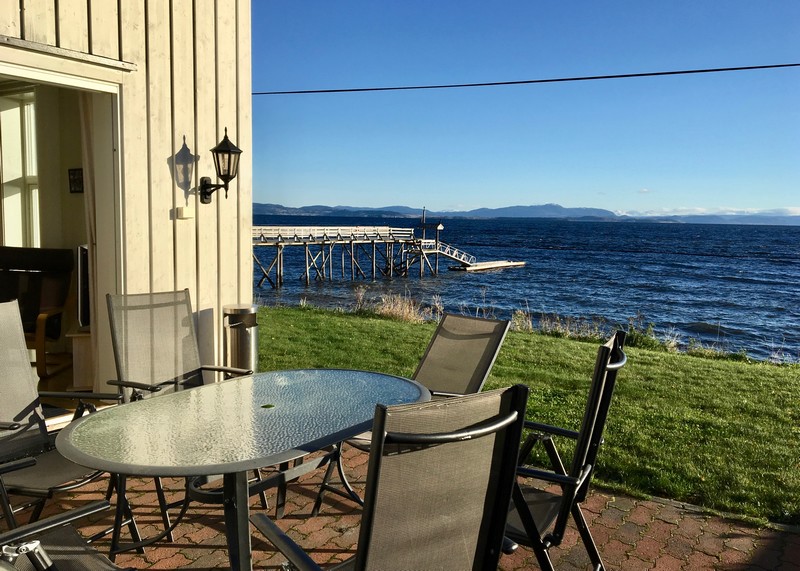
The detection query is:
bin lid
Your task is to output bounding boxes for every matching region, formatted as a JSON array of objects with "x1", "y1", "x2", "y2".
[{"x1": 223, "y1": 304, "x2": 258, "y2": 315}]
